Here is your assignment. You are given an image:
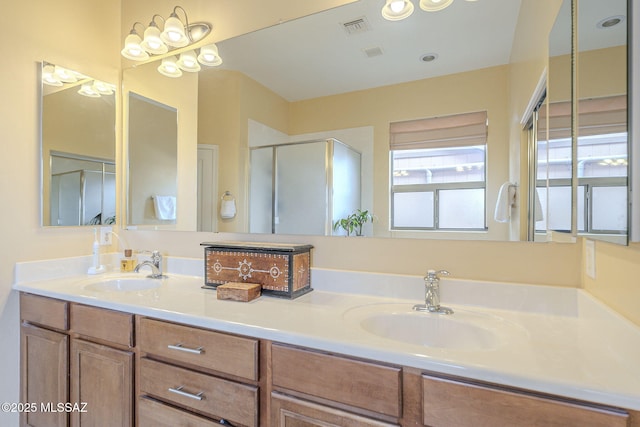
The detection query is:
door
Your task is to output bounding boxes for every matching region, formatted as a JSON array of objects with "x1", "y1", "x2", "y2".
[{"x1": 70, "y1": 339, "x2": 133, "y2": 426}]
